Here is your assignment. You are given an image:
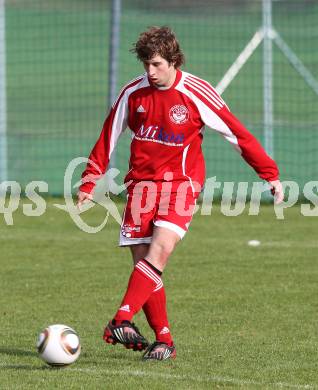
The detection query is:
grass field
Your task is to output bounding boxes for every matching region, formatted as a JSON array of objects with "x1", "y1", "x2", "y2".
[{"x1": 0, "y1": 199, "x2": 317, "y2": 389}]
